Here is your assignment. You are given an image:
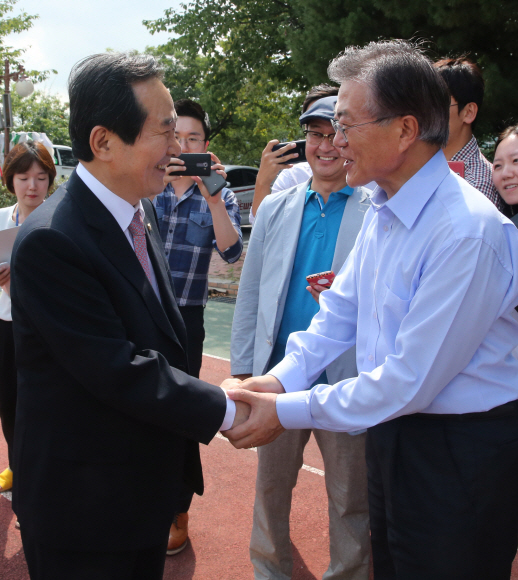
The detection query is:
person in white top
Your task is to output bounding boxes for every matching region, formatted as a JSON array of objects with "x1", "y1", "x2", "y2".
[{"x1": 0, "y1": 141, "x2": 56, "y2": 492}]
